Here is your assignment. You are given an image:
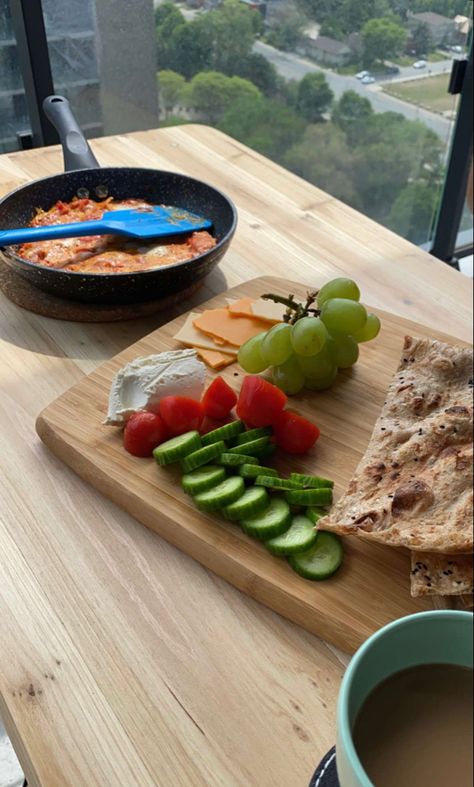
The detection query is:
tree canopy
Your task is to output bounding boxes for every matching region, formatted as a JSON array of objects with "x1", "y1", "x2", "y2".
[
  {"x1": 157, "y1": 70, "x2": 186, "y2": 116},
  {"x1": 185, "y1": 71, "x2": 261, "y2": 124},
  {"x1": 296, "y1": 73, "x2": 334, "y2": 122},
  {"x1": 362, "y1": 17, "x2": 407, "y2": 65},
  {"x1": 219, "y1": 96, "x2": 306, "y2": 160}
]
